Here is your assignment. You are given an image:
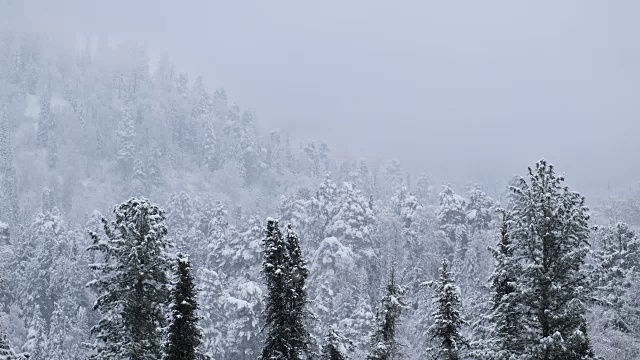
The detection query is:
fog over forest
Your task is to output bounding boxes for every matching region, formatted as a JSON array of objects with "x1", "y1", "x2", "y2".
[
  {"x1": 0, "y1": 1, "x2": 639, "y2": 360},
  {"x1": 15, "y1": 0, "x2": 640, "y2": 191}
]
